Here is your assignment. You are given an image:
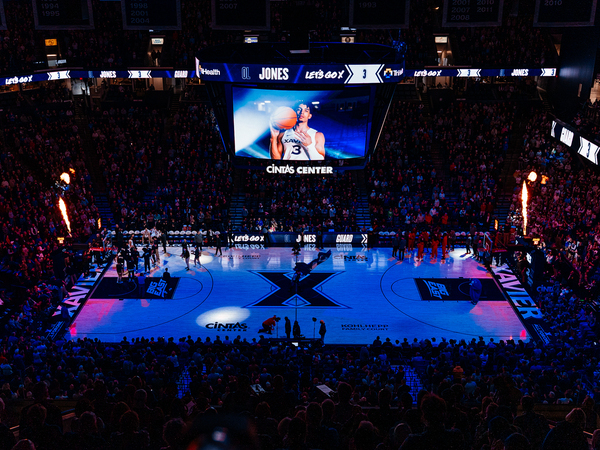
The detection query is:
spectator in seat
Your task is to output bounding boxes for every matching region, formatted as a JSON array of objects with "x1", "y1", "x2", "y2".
[
  {"x1": 20, "y1": 403, "x2": 64, "y2": 450},
  {"x1": 542, "y1": 407, "x2": 588, "y2": 450},
  {"x1": 110, "y1": 410, "x2": 150, "y2": 450},
  {"x1": 305, "y1": 402, "x2": 339, "y2": 450},
  {"x1": 400, "y1": 393, "x2": 464, "y2": 450},
  {"x1": 20, "y1": 382, "x2": 63, "y2": 432},
  {"x1": 512, "y1": 396, "x2": 549, "y2": 450}
]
